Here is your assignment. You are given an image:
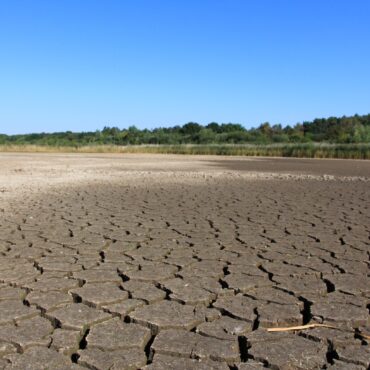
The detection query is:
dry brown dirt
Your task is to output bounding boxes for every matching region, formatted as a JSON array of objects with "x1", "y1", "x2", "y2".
[{"x1": 0, "y1": 153, "x2": 369, "y2": 369}]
